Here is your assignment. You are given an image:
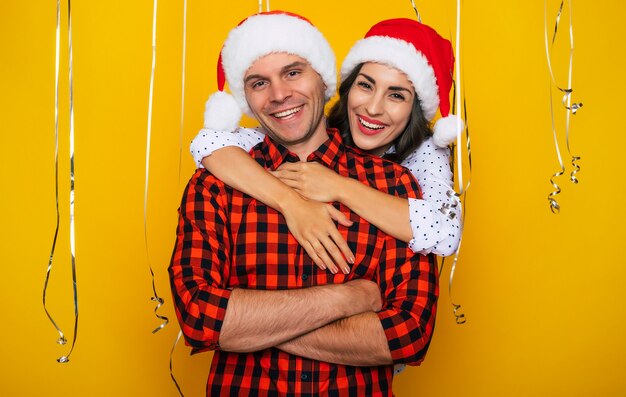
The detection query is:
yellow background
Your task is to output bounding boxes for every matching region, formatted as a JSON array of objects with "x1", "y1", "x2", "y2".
[{"x1": 1, "y1": 1, "x2": 625, "y2": 396}]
